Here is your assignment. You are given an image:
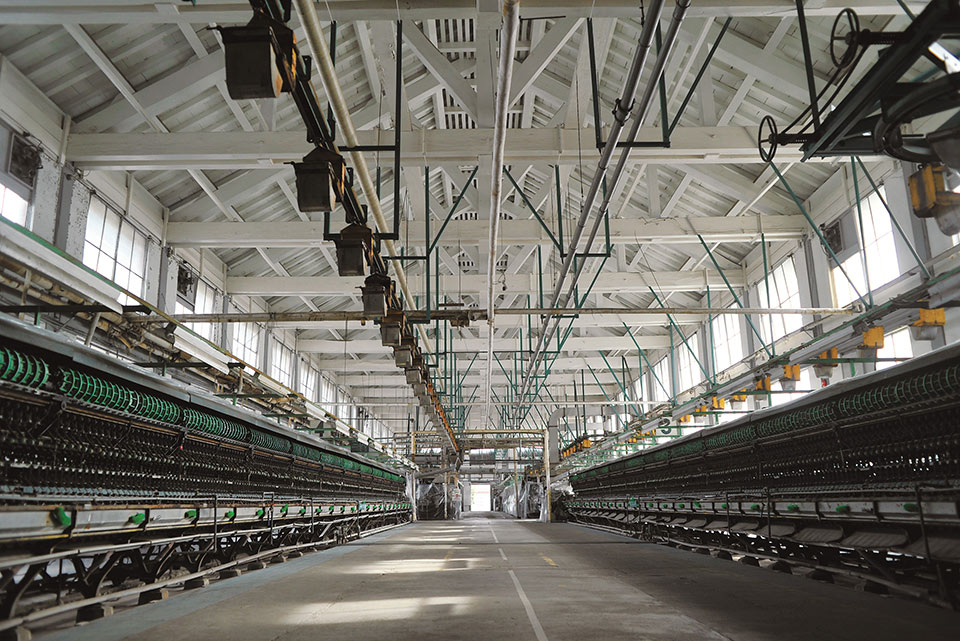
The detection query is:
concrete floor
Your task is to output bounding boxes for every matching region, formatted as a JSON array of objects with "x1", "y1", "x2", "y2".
[{"x1": 44, "y1": 516, "x2": 959, "y2": 641}]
